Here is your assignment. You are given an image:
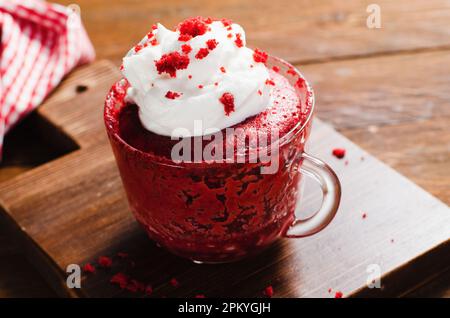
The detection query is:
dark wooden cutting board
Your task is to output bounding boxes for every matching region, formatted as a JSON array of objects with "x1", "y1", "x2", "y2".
[{"x1": 0, "y1": 60, "x2": 448, "y2": 298}]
